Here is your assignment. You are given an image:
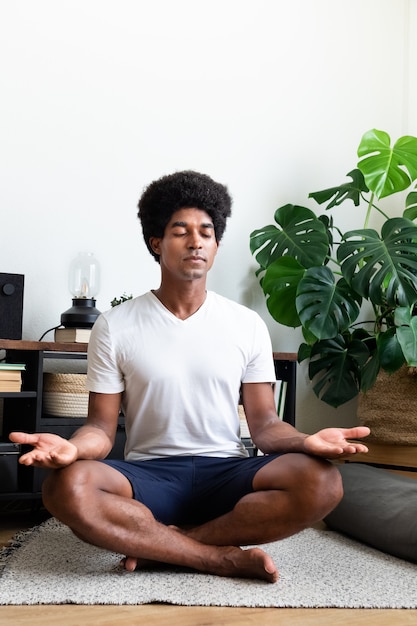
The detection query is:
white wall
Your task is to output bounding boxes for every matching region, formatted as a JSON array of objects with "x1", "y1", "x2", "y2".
[{"x1": 1, "y1": 0, "x2": 416, "y2": 432}]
